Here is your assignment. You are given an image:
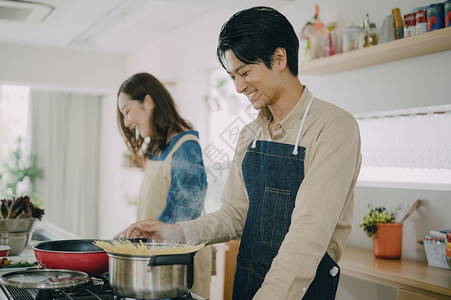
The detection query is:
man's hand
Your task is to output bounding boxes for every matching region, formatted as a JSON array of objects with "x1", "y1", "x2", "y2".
[{"x1": 125, "y1": 219, "x2": 186, "y2": 243}]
